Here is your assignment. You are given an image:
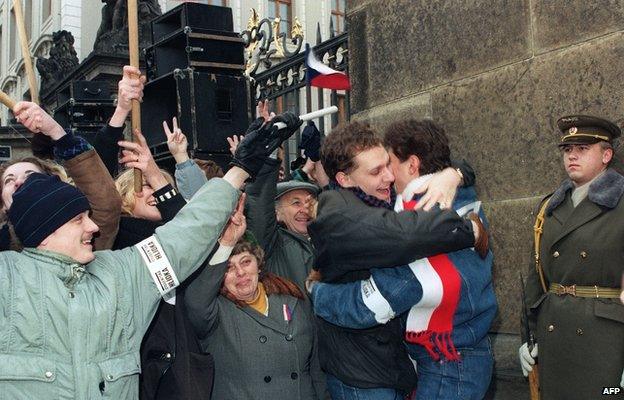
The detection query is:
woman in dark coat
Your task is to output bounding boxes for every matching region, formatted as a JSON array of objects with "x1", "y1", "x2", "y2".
[{"x1": 184, "y1": 222, "x2": 327, "y2": 400}]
